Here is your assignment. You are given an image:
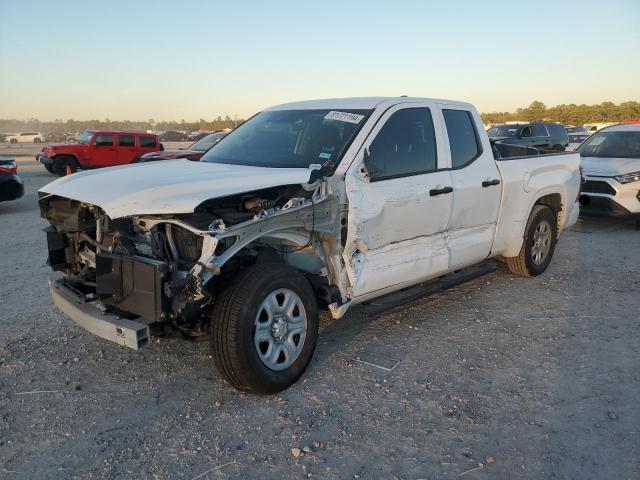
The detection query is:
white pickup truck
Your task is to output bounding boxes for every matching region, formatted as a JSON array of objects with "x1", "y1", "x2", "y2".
[{"x1": 39, "y1": 97, "x2": 581, "y2": 393}]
